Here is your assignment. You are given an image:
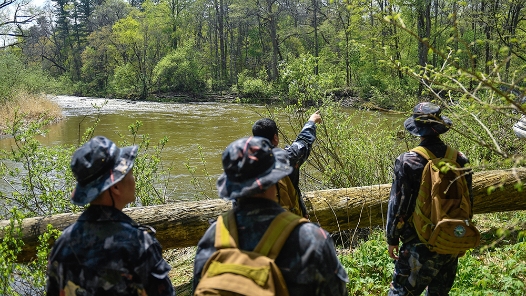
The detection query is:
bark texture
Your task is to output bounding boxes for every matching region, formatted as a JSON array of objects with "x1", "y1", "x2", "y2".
[{"x1": 1, "y1": 168, "x2": 525, "y2": 263}]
